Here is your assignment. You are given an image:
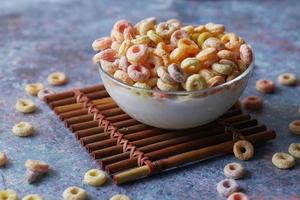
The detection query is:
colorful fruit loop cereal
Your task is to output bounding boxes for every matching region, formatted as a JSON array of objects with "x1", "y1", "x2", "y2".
[
  {"x1": 241, "y1": 95, "x2": 263, "y2": 110},
  {"x1": 216, "y1": 178, "x2": 239, "y2": 197},
  {"x1": 84, "y1": 169, "x2": 107, "y2": 186},
  {"x1": 227, "y1": 192, "x2": 249, "y2": 200},
  {"x1": 272, "y1": 152, "x2": 295, "y2": 169},
  {"x1": 223, "y1": 162, "x2": 245, "y2": 179},
  {"x1": 63, "y1": 186, "x2": 86, "y2": 200},
  {"x1": 93, "y1": 19, "x2": 253, "y2": 92},
  {"x1": 0, "y1": 189, "x2": 19, "y2": 200}
]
